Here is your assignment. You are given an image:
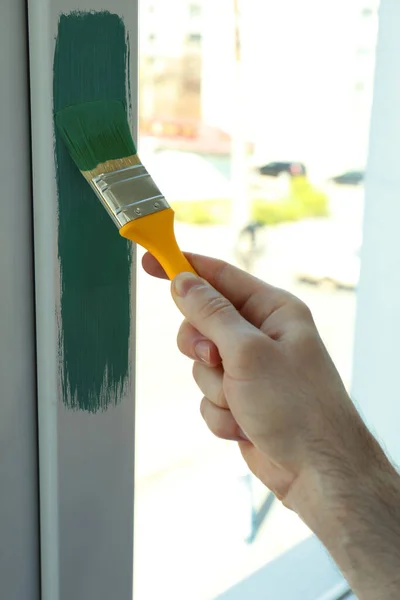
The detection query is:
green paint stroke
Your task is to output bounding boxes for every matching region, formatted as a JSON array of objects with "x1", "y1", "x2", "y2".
[{"x1": 53, "y1": 12, "x2": 132, "y2": 412}]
